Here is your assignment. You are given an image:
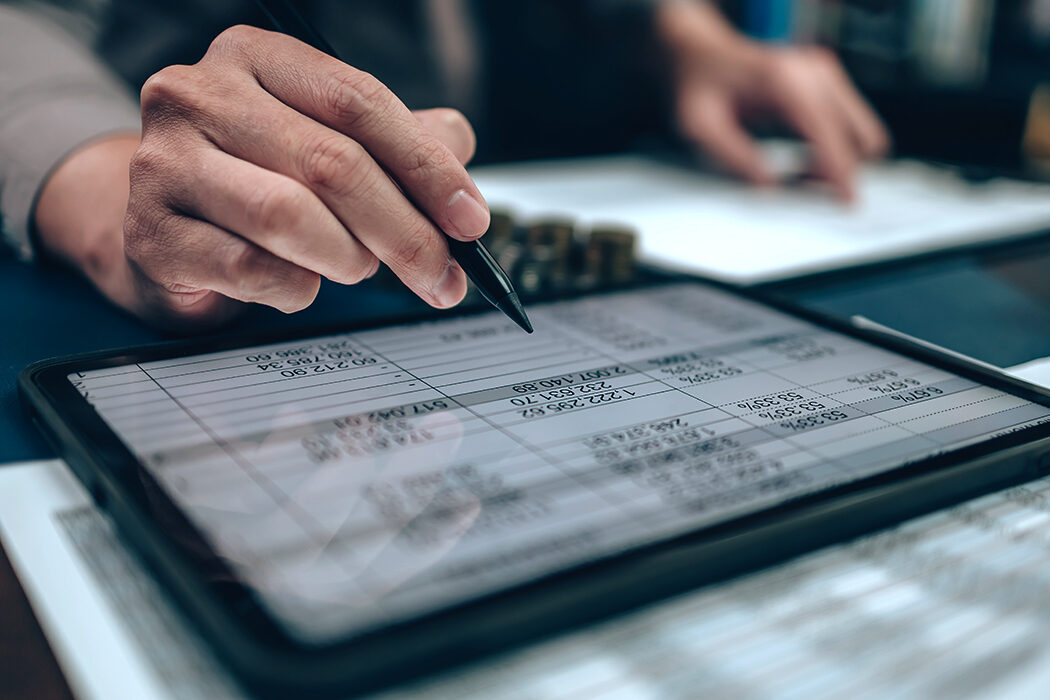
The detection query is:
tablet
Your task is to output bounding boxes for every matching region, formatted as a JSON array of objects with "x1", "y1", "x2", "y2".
[{"x1": 21, "y1": 280, "x2": 1050, "y2": 697}]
